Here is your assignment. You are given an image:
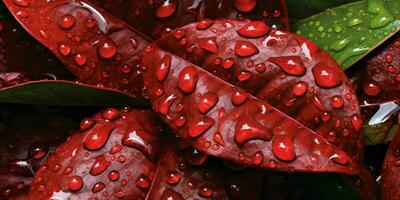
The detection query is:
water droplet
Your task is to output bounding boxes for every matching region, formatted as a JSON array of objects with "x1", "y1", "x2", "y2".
[
  {"x1": 178, "y1": 66, "x2": 199, "y2": 93},
  {"x1": 92, "y1": 182, "x2": 105, "y2": 193},
  {"x1": 312, "y1": 64, "x2": 342, "y2": 88},
  {"x1": 330, "y1": 151, "x2": 349, "y2": 165},
  {"x1": 272, "y1": 135, "x2": 296, "y2": 161},
  {"x1": 122, "y1": 129, "x2": 157, "y2": 160},
  {"x1": 58, "y1": 43, "x2": 71, "y2": 56},
  {"x1": 108, "y1": 170, "x2": 120, "y2": 181},
  {"x1": 292, "y1": 81, "x2": 308, "y2": 96},
  {"x1": 198, "y1": 185, "x2": 213, "y2": 198},
  {"x1": 231, "y1": 90, "x2": 249, "y2": 106},
  {"x1": 29, "y1": 144, "x2": 47, "y2": 159},
  {"x1": 222, "y1": 58, "x2": 235, "y2": 69},
  {"x1": 234, "y1": 0, "x2": 256, "y2": 12},
  {"x1": 156, "y1": 0, "x2": 177, "y2": 18},
  {"x1": 213, "y1": 132, "x2": 225, "y2": 145},
  {"x1": 174, "y1": 30, "x2": 185, "y2": 39},
  {"x1": 235, "y1": 117, "x2": 272, "y2": 146},
  {"x1": 198, "y1": 92, "x2": 219, "y2": 113},
  {"x1": 58, "y1": 14, "x2": 75, "y2": 29},
  {"x1": 196, "y1": 19, "x2": 214, "y2": 30},
  {"x1": 13, "y1": 0, "x2": 29, "y2": 7},
  {"x1": 15, "y1": 10, "x2": 29, "y2": 18},
  {"x1": 255, "y1": 63, "x2": 266, "y2": 72},
  {"x1": 330, "y1": 95, "x2": 344, "y2": 108},
  {"x1": 156, "y1": 54, "x2": 172, "y2": 82},
  {"x1": 98, "y1": 41, "x2": 117, "y2": 59},
  {"x1": 198, "y1": 37, "x2": 218, "y2": 53},
  {"x1": 159, "y1": 94, "x2": 177, "y2": 115},
  {"x1": 90, "y1": 155, "x2": 111, "y2": 176},
  {"x1": 330, "y1": 37, "x2": 351, "y2": 52},
  {"x1": 237, "y1": 21, "x2": 270, "y2": 38},
  {"x1": 68, "y1": 176, "x2": 83, "y2": 191},
  {"x1": 74, "y1": 54, "x2": 87, "y2": 66},
  {"x1": 252, "y1": 151, "x2": 264, "y2": 165},
  {"x1": 166, "y1": 171, "x2": 182, "y2": 185},
  {"x1": 269, "y1": 56, "x2": 306, "y2": 76},
  {"x1": 351, "y1": 114, "x2": 363, "y2": 132},
  {"x1": 313, "y1": 96, "x2": 326, "y2": 111},
  {"x1": 102, "y1": 108, "x2": 120, "y2": 120},
  {"x1": 363, "y1": 82, "x2": 381, "y2": 96},
  {"x1": 237, "y1": 71, "x2": 252, "y2": 82},
  {"x1": 234, "y1": 40, "x2": 259, "y2": 57},
  {"x1": 161, "y1": 188, "x2": 184, "y2": 200},
  {"x1": 136, "y1": 175, "x2": 150, "y2": 189},
  {"x1": 110, "y1": 144, "x2": 122, "y2": 154},
  {"x1": 188, "y1": 117, "x2": 215, "y2": 138},
  {"x1": 84, "y1": 124, "x2": 116, "y2": 150}
]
